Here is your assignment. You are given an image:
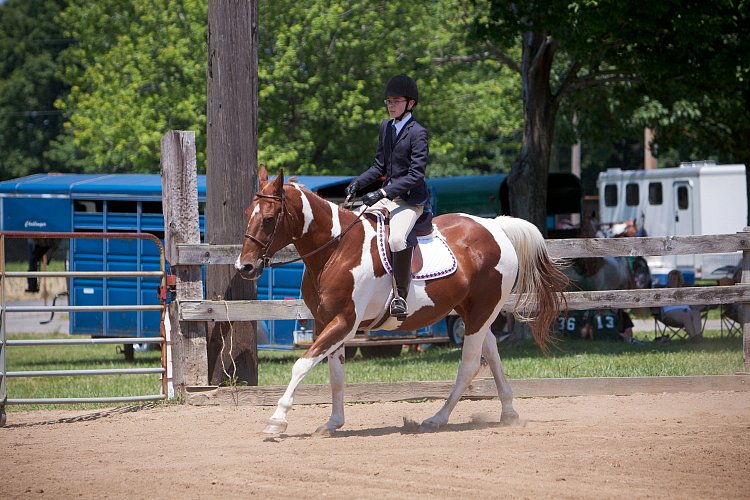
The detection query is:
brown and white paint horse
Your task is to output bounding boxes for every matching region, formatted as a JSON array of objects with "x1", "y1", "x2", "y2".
[{"x1": 236, "y1": 167, "x2": 568, "y2": 434}]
